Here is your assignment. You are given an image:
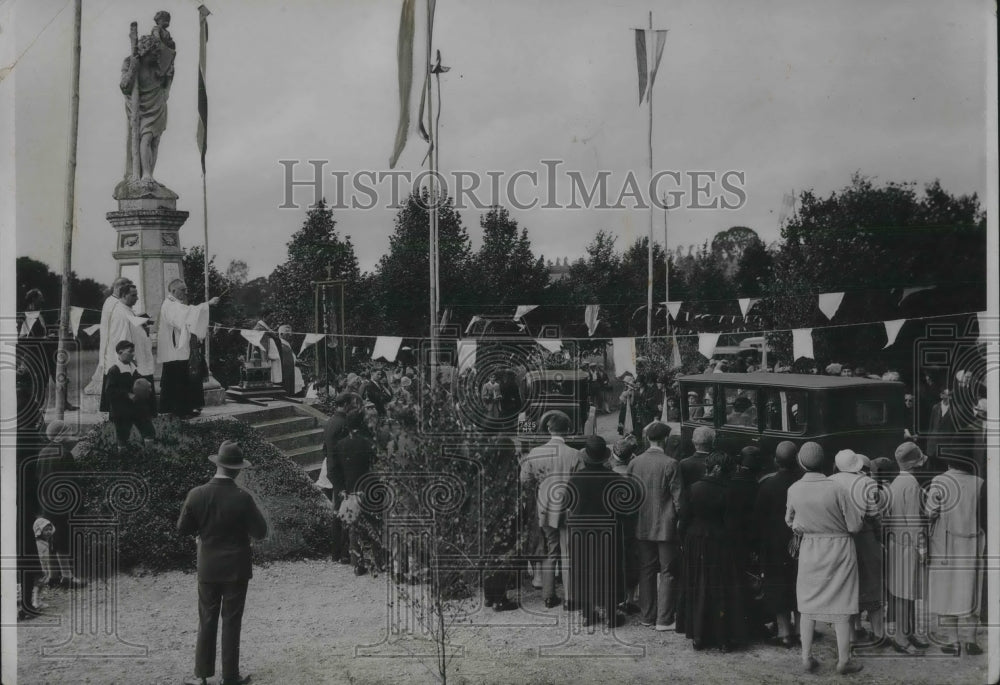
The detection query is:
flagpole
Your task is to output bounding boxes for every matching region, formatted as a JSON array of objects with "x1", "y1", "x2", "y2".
[
  {"x1": 55, "y1": 0, "x2": 82, "y2": 420},
  {"x1": 426, "y1": 0, "x2": 438, "y2": 391},
  {"x1": 198, "y1": 5, "x2": 213, "y2": 376},
  {"x1": 663, "y1": 194, "x2": 669, "y2": 338},
  {"x1": 646, "y1": 10, "x2": 653, "y2": 342}
]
